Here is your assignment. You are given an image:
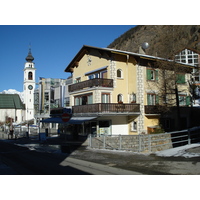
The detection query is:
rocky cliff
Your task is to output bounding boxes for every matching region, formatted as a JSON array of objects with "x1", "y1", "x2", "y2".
[{"x1": 108, "y1": 25, "x2": 200, "y2": 58}]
